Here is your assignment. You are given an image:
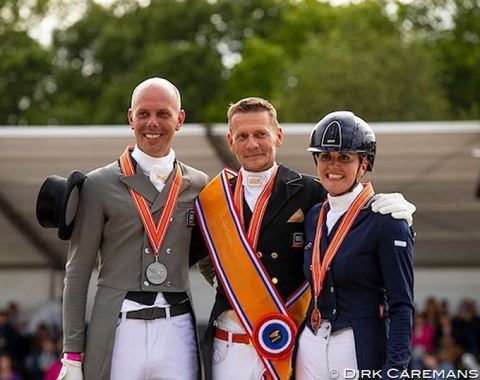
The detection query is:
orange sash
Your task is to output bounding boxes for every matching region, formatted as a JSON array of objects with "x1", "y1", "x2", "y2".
[{"x1": 195, "y1": 168, "x2": 310, "y2": 380}]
